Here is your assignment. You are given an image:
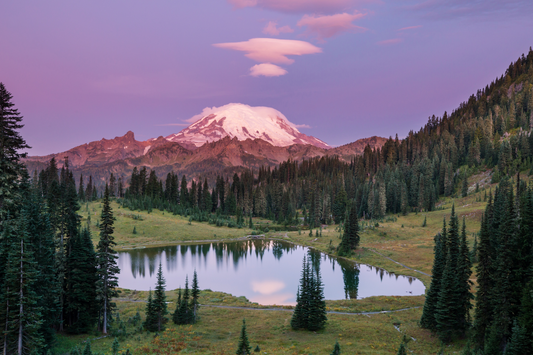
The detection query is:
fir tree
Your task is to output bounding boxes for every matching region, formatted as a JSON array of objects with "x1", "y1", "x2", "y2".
[
  {"x1": 95, "y1": 185, "x2": 119, "y2": 334},
  {"x1": 235, "y1": 319, "x2": 251, "y2": 355},
  {"x1": 143, "y1": 290, "x2": 158, "y2": 332},
  {"x1": 153, "y1": 263, "x2": 168, "y2": 331},
  {"x1": 112, "y1": 337, "x2": 120, "y2": 355},
  {"x1": 172, "y1": 288, "x2": 182, "y2": 325},
  {"x1": 338, "y1": 203, "x2": 360, "y2": 256},
  {"x1": 330, "y1": 340, "x2": 341, "y2": 355},
  {"x1": 308, "y1": 259, "x2": 327, "y2": 331},
  {"x1": 0, "y1": 82, "x2": 30, "y2": 220},
  {"x1": 64, "y1": 227, "x2": 98, "y2": 333},
  {"x1": 190, "y1": 270, "x2": 200, "y2": 323},
  {"x1": 420, "y1": 221, "x2": 447, "y2": 331},
  {"x1": 435, "y1": 205, "x2": 464, "y2": 342},
  {"x1": 458, "y1": 217, "x2": 473, "y2": 329},
  {"x1": 82, "y1": 342, "x2": 92, "y2": 355},
  {"x1": 473, "y1": 211, "x2": 494, "y2": 348},
  {"x1": 462, "y1": 174, "x2": 468, "y2": 197}
]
